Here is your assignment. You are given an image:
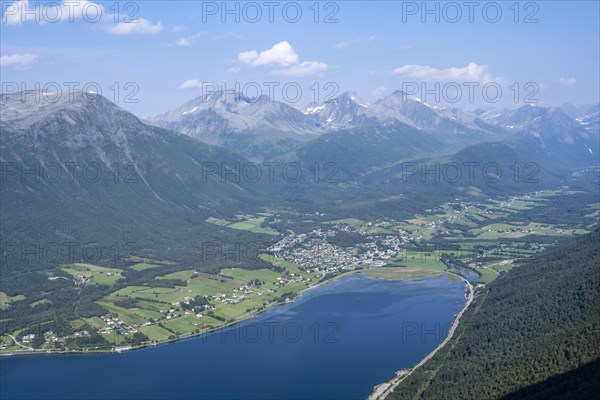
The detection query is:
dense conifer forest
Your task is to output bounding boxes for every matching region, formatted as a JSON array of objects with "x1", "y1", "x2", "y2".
[{"x1": 390, "y1": 227, "x2": 600, "y2": 399}]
